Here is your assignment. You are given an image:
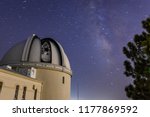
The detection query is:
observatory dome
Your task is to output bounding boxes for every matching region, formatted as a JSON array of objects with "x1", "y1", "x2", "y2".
[{"x1": 0, "y1": 34, "x2": 71, "y2": 74}]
